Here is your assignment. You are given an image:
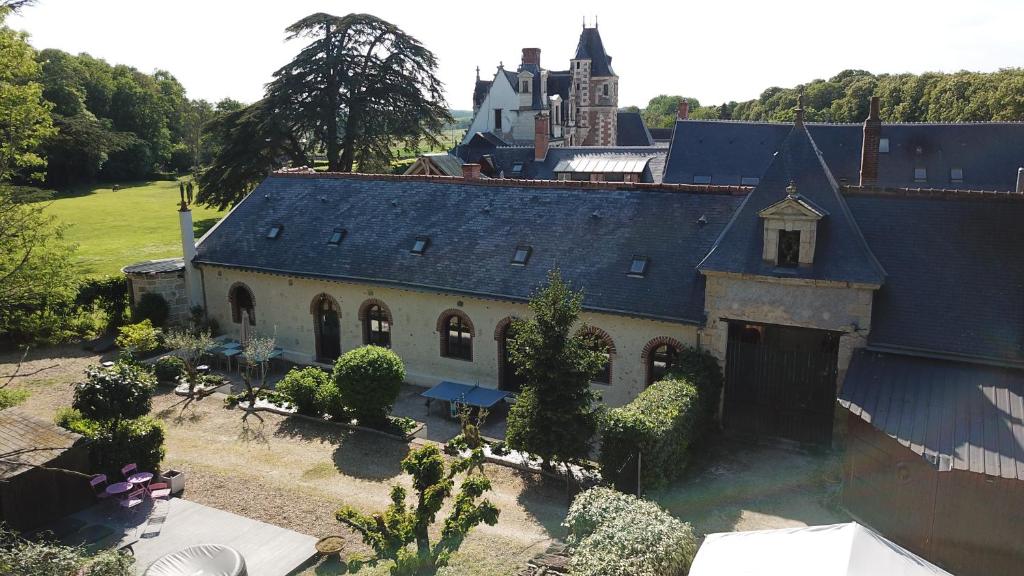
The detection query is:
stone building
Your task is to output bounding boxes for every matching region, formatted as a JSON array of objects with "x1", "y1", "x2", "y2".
[
  {"x1": 463, "y1": 24, "x2": 619, "y2": 148},
  {"x1": 122, "y1": 258, "x2": 191, "y2": 326},
  {"x1": 152, "y1": 96, "x2": 1024, "y2": 574}
]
